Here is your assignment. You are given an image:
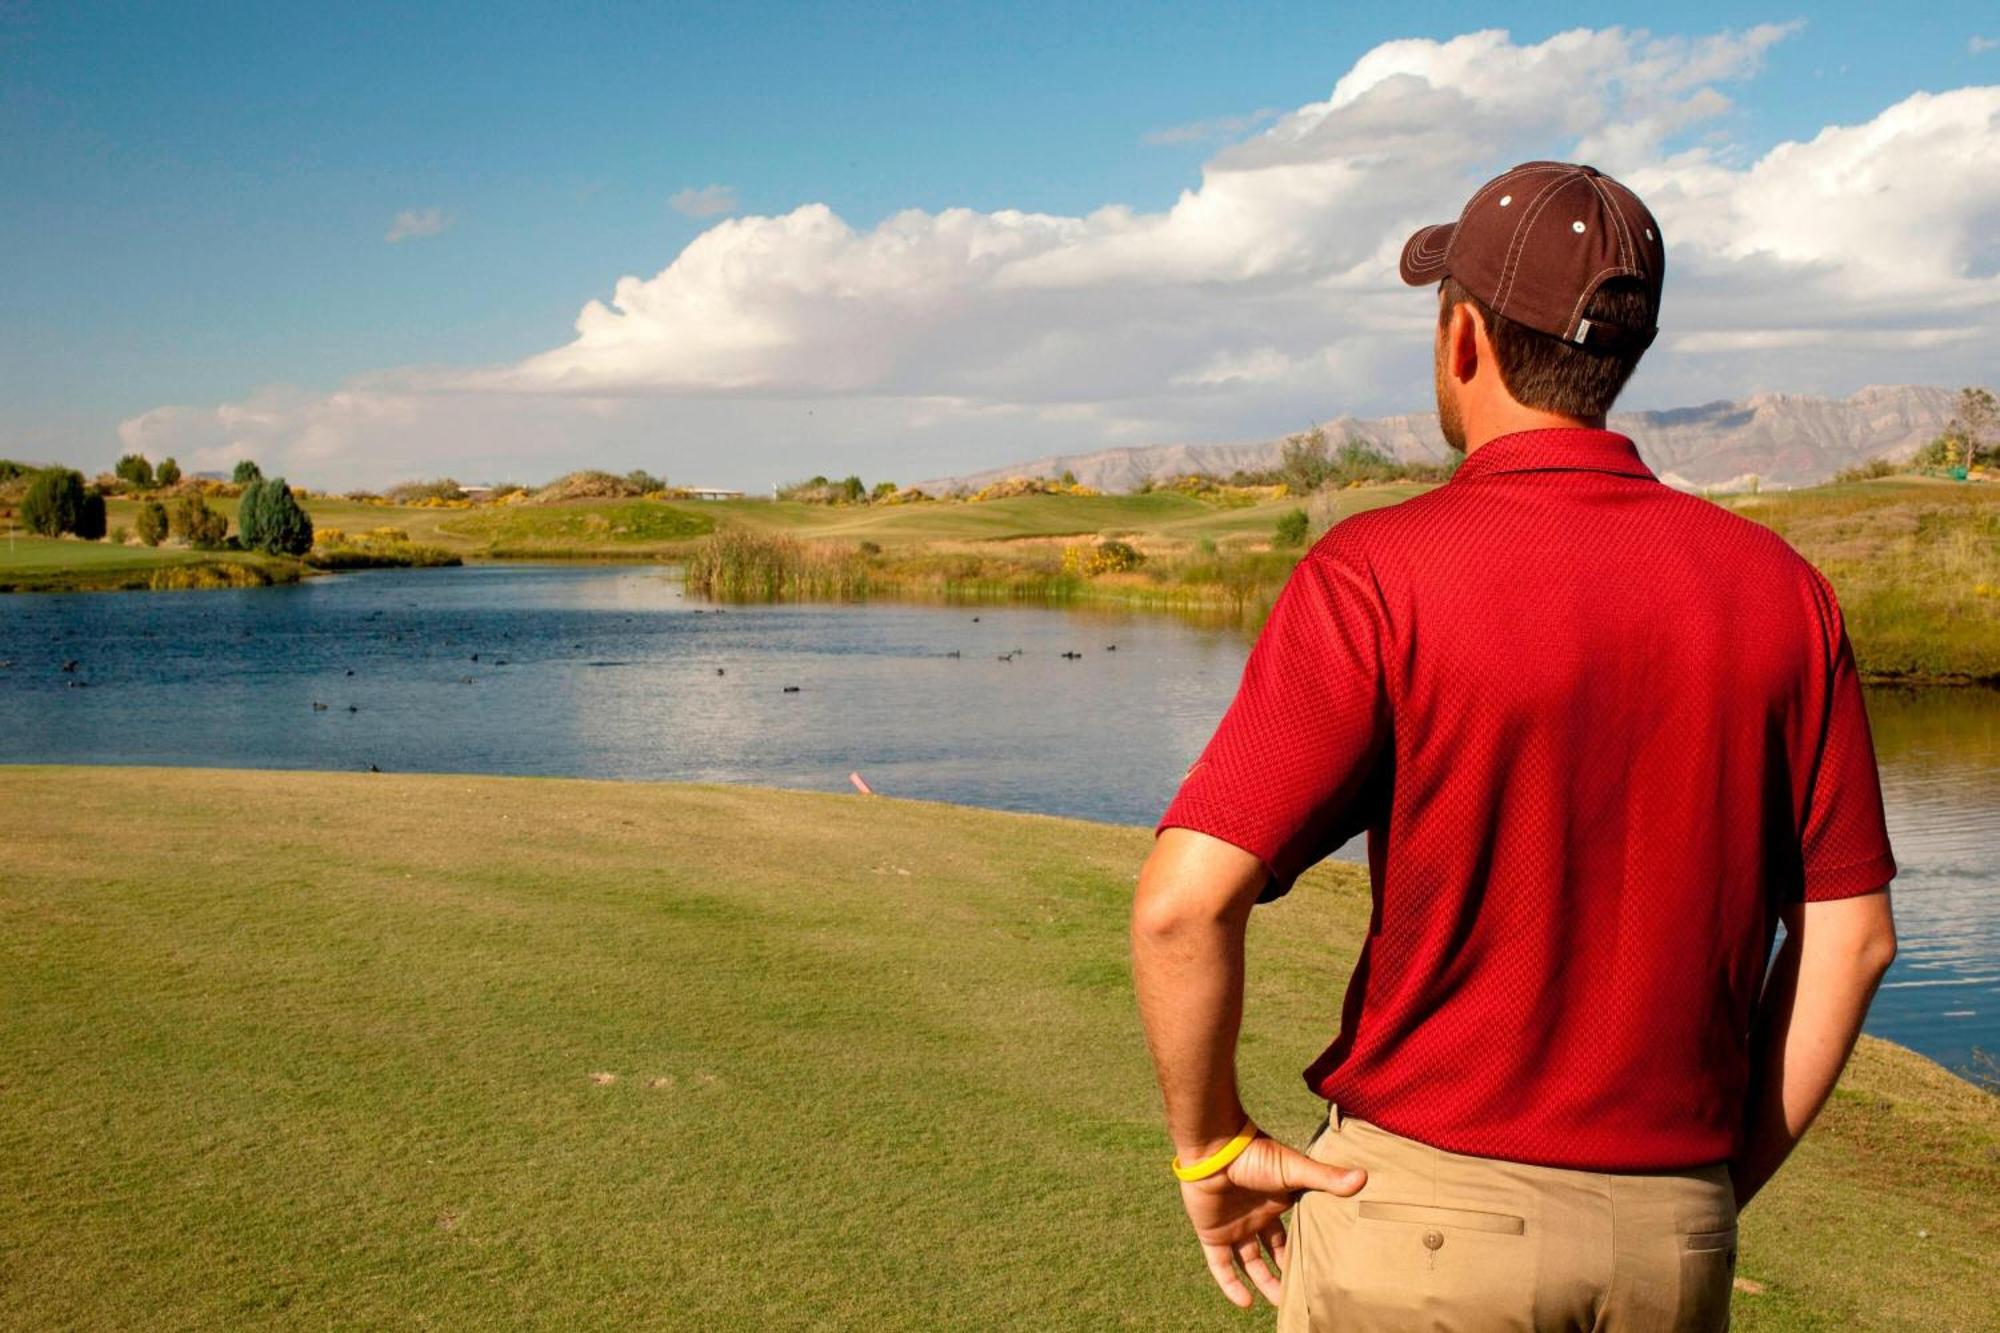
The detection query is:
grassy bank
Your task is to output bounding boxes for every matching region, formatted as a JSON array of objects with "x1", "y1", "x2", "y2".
[
  {"x1": 1723, "y1": 476, "x2": 2000, "y2": 682},
  {"x1": 674, "y1": 477, "x2": 2000, "y2": 681},
  {"x1": 2, "y1": 765, "x2": 1992, "y2": 1330},
  {"x1": 0, "y1": 534, "x2": 307, "y2": 592}
]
